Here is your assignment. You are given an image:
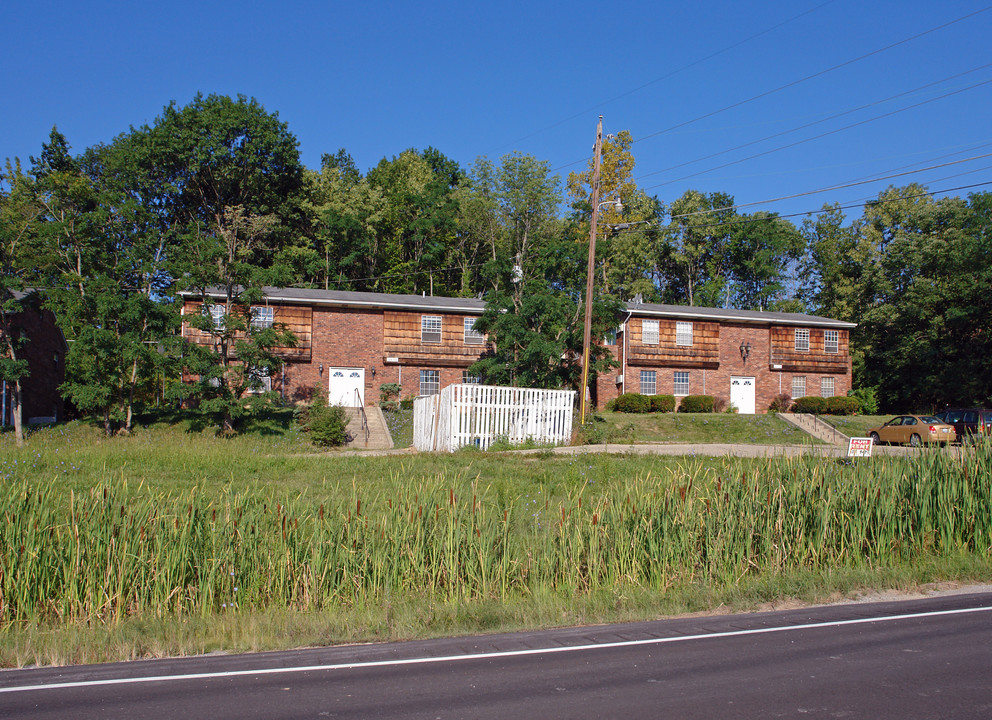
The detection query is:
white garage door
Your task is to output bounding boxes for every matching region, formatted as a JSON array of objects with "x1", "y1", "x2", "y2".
[
  {"x1": 328, "y1": 367, "x2": 365, "y2": 407},
  {"x1": 730, "y1": 376, "x2": 756, "y2": 415}
]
